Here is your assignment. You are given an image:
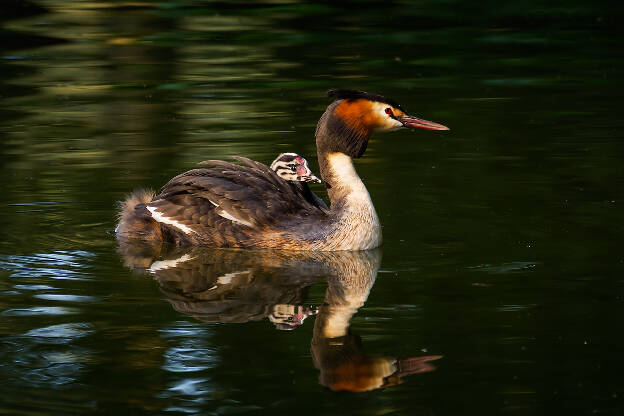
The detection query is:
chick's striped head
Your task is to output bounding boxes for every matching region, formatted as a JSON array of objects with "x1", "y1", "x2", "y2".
[{"x1": 270, "y1": 153, "x2": 321, "y2": 183}]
